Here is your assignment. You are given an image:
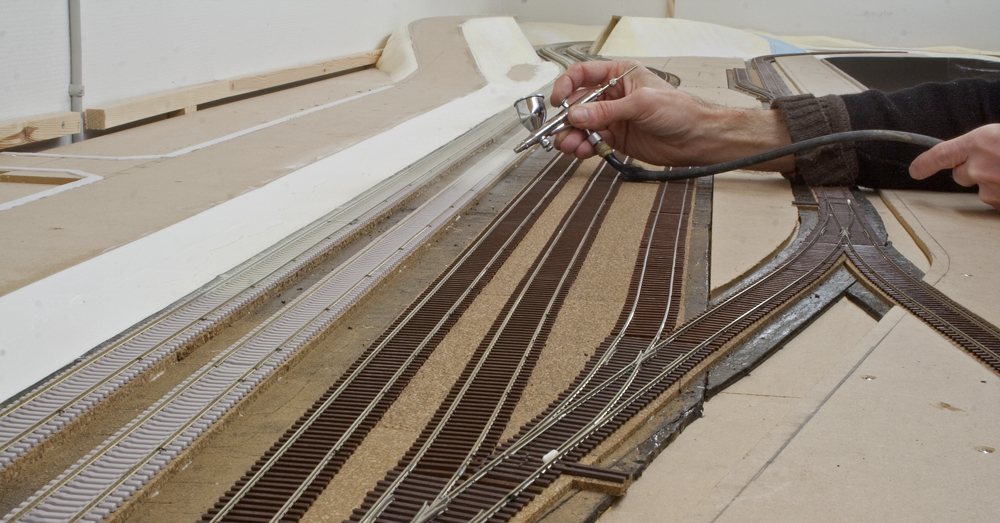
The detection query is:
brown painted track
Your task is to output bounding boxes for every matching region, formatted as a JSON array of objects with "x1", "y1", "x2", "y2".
[
  {"x1": 351, "y1": 178, "x2": 695, "y2": 523},
  {"x1": 393, "y1": 184, "x2": 844, "y2": 522},
  {"x1": 818, "y1": 187, "x2": 1000, "y2": 371},
  {"x1": 349, "y1": 161, "x2": 627, "y2": 521},
  {"x1": 203, "y1": 174, "x2": 1000, "y2": 523},
  {"x1": 352, "y1": 185, "x2": 999, "y2": 523},
  {"x1": 201, "y1": 154, "x2": 580, "y2": 522}
]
